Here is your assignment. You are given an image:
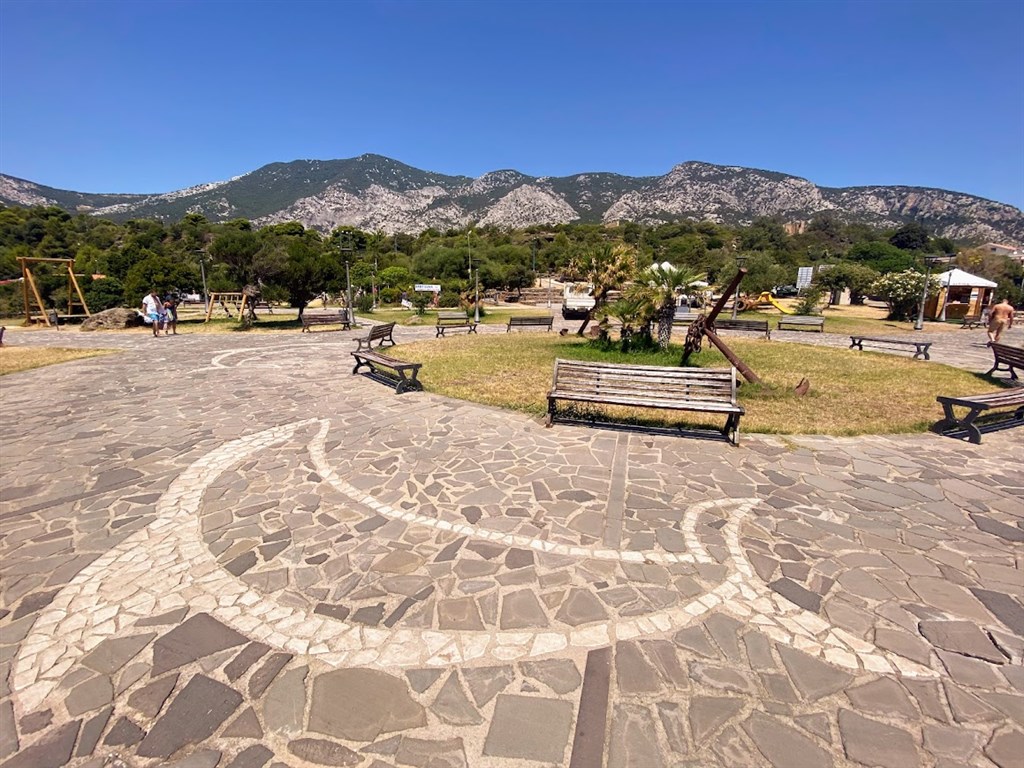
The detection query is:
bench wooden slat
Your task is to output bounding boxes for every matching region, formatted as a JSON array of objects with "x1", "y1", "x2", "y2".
[
  {"x1": 507, "y1": 316, "x2": 554, "y2": 331},
  {"x1": 436, "y1": 311, "x2": 478, "y2": 337},
  {"x1": 355, "y1": 322, "x2": 396, "y2": 351},
  {"x1": 547, "y1": 359, "x2": 743, "y2": 444},
  {"x1": 849, "y1": 336, "x2": 932, "y2": 360},
  {"x1": 778, "y1": 316, "x2": 824, "y2": 331},
  {"x1": 301, "y1": 312, "x2": 351, "y2": 332},
  {"x1": 934, "y1": 386, "x2": 1024, "y2": 443},
  {"x1": 986, "y1": 343, "x2": 1023, "y2": 380},
  {"x1": 351, "y1": 348, "x2": 422, "y2": 394},
  {"x1": 713, "y1": 319, "x2": 771, "y2": 339}
]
